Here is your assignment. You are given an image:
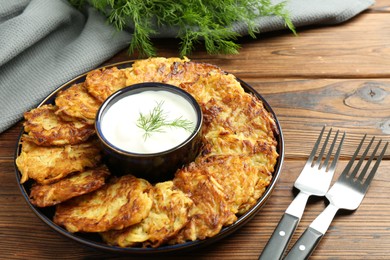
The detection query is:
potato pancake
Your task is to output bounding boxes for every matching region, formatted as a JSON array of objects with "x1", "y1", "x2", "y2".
[
  {"x1": 202, "y1": 131, "x2": 278, "y2": 172},
  {"x1": 182, "y1": 72, "x2": 278, "y2": 174},
  {"x1": 125, "y1": 57, "x2": 188, "y2": 85},
  {"x1": 189, "y1": 155, "x2": 271, "y2": 215},
  {"x1": 85, "y1": 66, "x2": 131, "y2": 103},
  {"x1": 23, "y1": 104, "x2": 95, "y2": 146},
  {"x1": 29, "y1": 165, "x2": 110, "y2": 207},
  {"x1": 164, "y1": 61, "x2": 224, "y2": 87},
  {"x1": 54, "y1": 175, "x2": 153, "y2": 233},
  {"x1": 55, "y1": 83, "x2": 101, "y2": 125},
  {"x1": 16, "y1": 139, "x2": 101, "y2": 184},
  {"x1": 101, "y1": 181, "x2": 193, "y2": 248},
  {"x1": 171, "y1": 166, "x2": 237, "y2": 243}
]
